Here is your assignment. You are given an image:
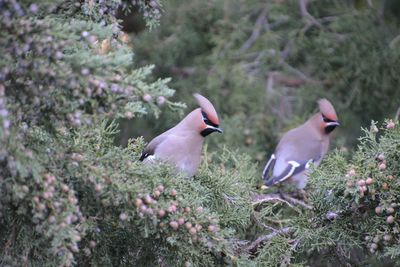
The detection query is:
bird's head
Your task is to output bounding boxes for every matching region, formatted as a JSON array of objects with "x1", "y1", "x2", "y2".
[
  {"x1": 192, "y1": 93, "x2": 223, "y2": 137},
  {"x1": 318, "y1": 98, "x2": 340, "y2": 134}
]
